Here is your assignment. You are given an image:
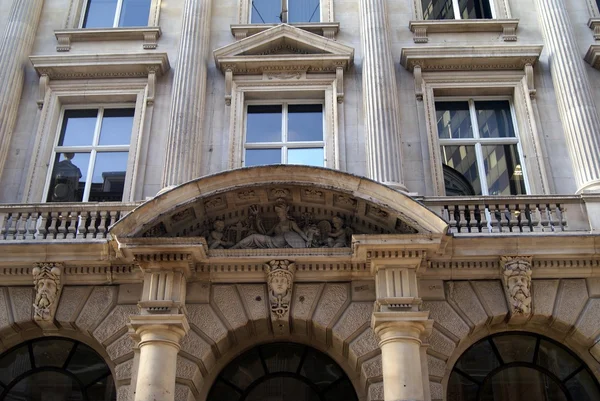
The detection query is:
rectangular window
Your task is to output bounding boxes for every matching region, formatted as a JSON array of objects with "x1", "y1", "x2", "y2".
[
  {"x1": 83, "y1": 0, "x2": 151, "y2": 28},
  {"x1": 436, "y1": 99, "x2": 527, "y2": 196},
  {"x1": 251, "y1": 0, "x2": 320, "y2": 23},
  {"x1": 46, "y1": 107, "x2": 134, "y2": 202},
  {"x1": 421, "y1": 0, "x2": 492, "y2": 20},
  {"x1": 244, "y1": 103, "x2": 325, "y2": 167}
]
